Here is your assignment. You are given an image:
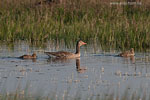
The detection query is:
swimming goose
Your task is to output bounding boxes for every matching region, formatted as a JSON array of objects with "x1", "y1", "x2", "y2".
[
  {"x1": 45, "y1": 40, "x2": 87, "y2": 58},
  {"x1": 119, "y1": 48, "x2": 135, "y2": 57},
  {"x1": 19, "y1": 53, "x2": 37, "y2": 59}
]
